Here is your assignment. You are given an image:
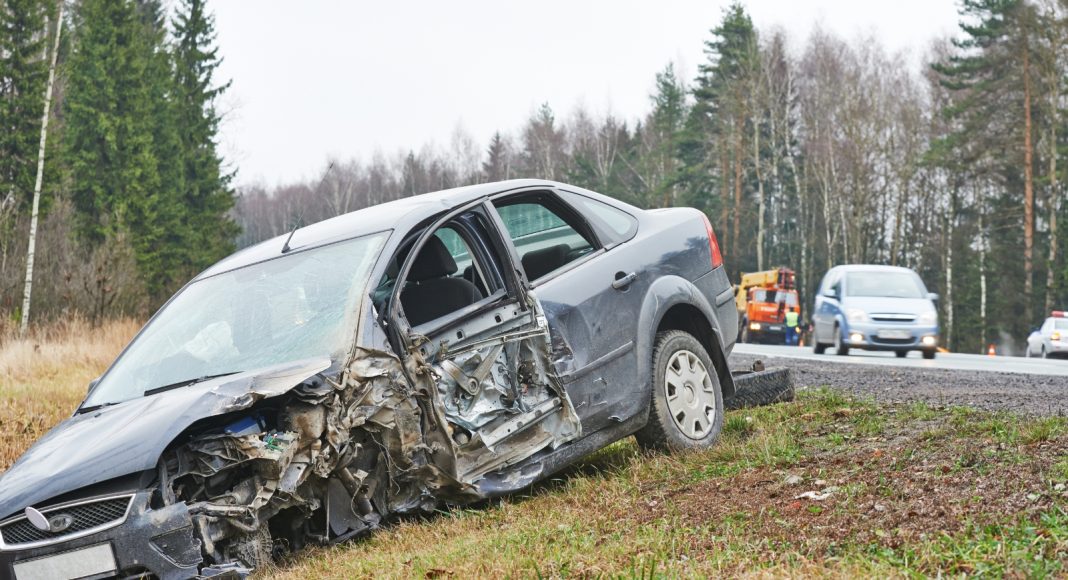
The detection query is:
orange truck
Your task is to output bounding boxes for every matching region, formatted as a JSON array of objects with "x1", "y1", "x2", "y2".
[{"x1": 734, "y1": 267, "x2": 800, "y2": 344}]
